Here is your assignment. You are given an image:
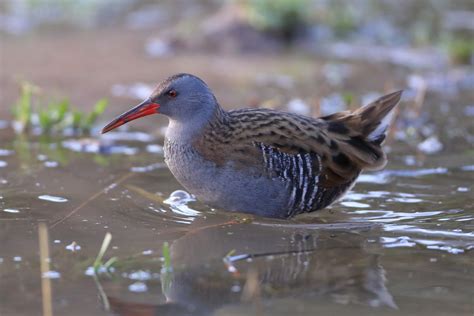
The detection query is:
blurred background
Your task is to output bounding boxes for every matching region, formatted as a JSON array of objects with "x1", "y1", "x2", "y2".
[
  {"x1": 1, "y1": 0, "x2": 473, "y2": 133},
  {"x1": 0, "y1": 1, "x2": 473, "y2": 316}
]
